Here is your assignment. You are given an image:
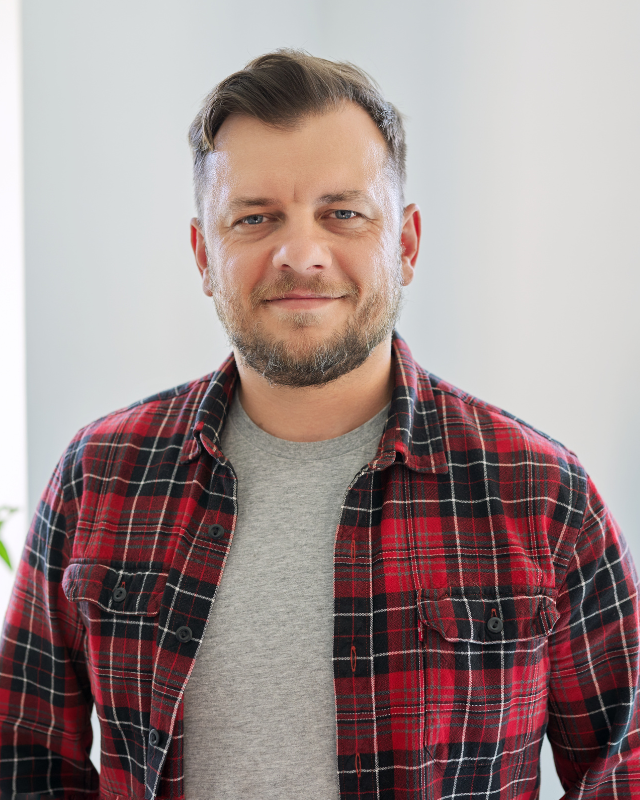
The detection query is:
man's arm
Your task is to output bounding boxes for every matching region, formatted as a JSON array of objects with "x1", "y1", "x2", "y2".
[
  {"x1": 0, "y1": 447, "x2": 98, "y2": 798},
  {"x1": 547, "y1": 475, "x2": 640, "y2": 796}
]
